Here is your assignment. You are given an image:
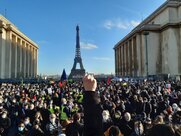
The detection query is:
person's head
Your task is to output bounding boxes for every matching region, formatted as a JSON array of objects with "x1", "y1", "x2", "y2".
[
  {"x1": 12, "y1": 98, "x2": 16, "y2": 104},
  {"x1": 35, "y1": 111, "x2": 42, "y2": 119},
  {"x1": 172, "y1": 103, "x2": 178, "y2": 112},
  {"x1": 18, "y1": 122, "x2": 25, "y2": 132},
  {"x1": 1, "y1": 111, "x2": 7, "y2": 119},
  {"x1": 154, "y1": 115, "x2": 164, "y2": 124},
  {"x1": 49, "y1": 113, "x2": 56, "y2": 123},
  {"x1": 61, "y1": 98, "x2": 67, "y2": 105},
  {"x1": 102, "y1": 110, "x2": 110, "y2": 121},
  {"x1": 43, "y1": 102, "x2": 47, "y2": 109},
  {"x1": 114, "y1": 110, "x2": 122, "y2": 119},
  {"x1": 24, "y1": 117, "x2": 30, "y2": 125},
  {"x1": 134, "y1": 121, "x2": 144, "y2": 136},
  {"x1": 29, "y1": 103, "x2": 34, "y2": 110},
  {"x1": 124, "y1": 112, "x2": 131, "y2": 122},
  {"x1": 109, "y1": 125, "x2": 121, "y2": 136},
  {"x1": 73, "y1": 113, "x2": 81, "y2": 122},
  {"x1": 0, "y1": 103, "x2": 3, "y2": 111},
  {"x1": 24, "y1": 104, "x2": 29, "y2": 110}
]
